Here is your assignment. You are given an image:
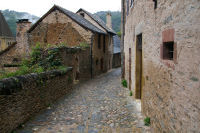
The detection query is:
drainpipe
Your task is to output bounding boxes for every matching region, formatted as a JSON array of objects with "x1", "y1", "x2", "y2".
[{"x1": 90, "y1": 33, "x2": 95, "y2": 79}]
